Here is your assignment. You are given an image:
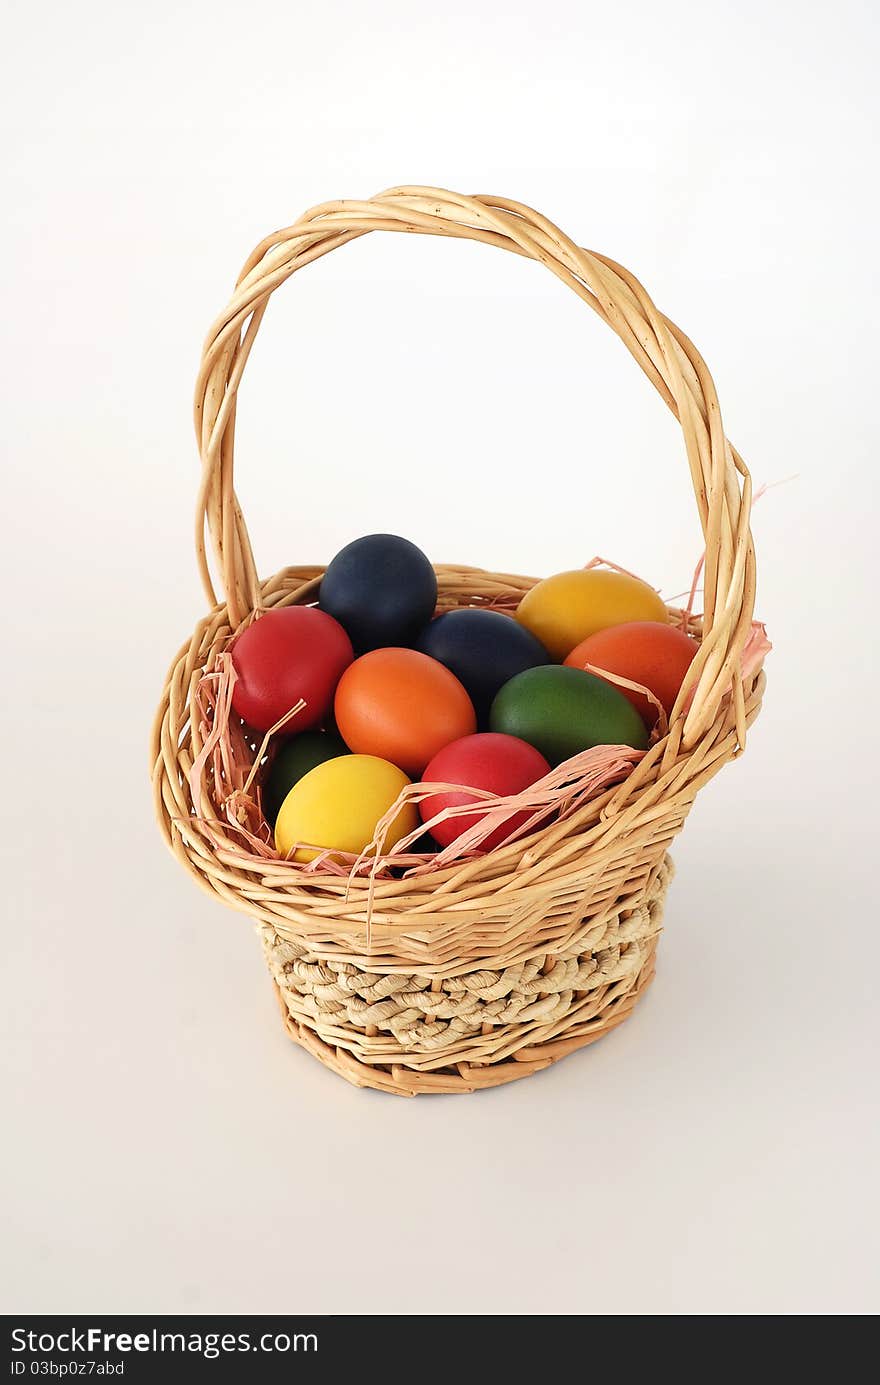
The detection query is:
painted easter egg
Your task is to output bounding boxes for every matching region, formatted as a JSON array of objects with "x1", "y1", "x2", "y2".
[
  {"x1": 319, "y1": 533, "x2": 438, "y2": 652},
  {"x1": 334, "y1": 647, "x2": 476, "y2": 775},
  {"x1": 274, "y1": 754, "x2": 418, "y2": 862},
  {"x1": 415, "y1": 609, "x2": 550, "y2": 725},
  {"x1": 515, "y1": 569, "x2": 667, "y2": 660},
  {"x1": 420, "y1": 733, "x2": 551, "y2": 850},
  {"x1": 230, "y1": 606, "x2": 353, "y2": 734},
  {"x1": 489, "y1": 665, "x2": 649, "y2": 765},
  {"x1": 262, "y1": 729, "x2": 350, "y2": 826},
  {"x1": 565, "y1": 621, "x2": 699, "y2": 728}
]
